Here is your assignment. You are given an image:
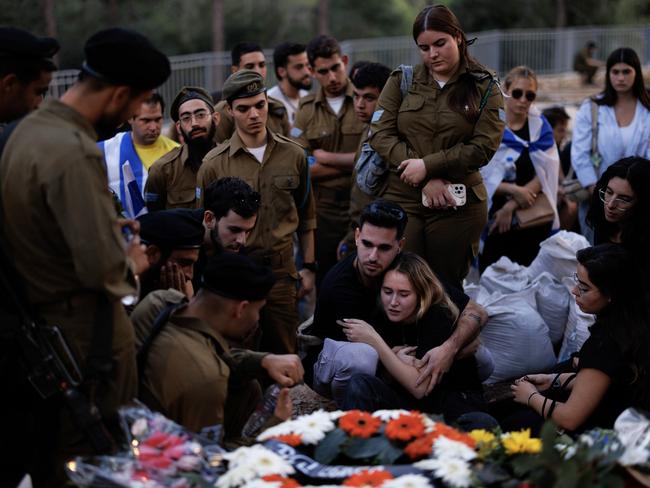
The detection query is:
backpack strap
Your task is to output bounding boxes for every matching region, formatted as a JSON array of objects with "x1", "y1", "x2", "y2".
[{"x1": 398, "y1": 64, "x2": 414, "y2": 99}]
